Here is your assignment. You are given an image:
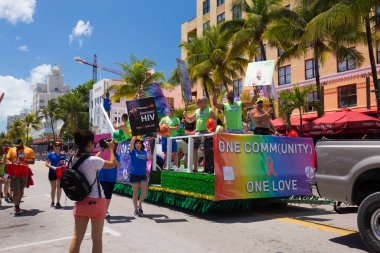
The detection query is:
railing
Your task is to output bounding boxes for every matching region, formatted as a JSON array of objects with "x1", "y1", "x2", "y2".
[
  {"x1": 163, "y1": 133, "x2": 214, "y2": 172},
  {"x1": 100, "y1": 105, "x2": 115, "y2": 133}
]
